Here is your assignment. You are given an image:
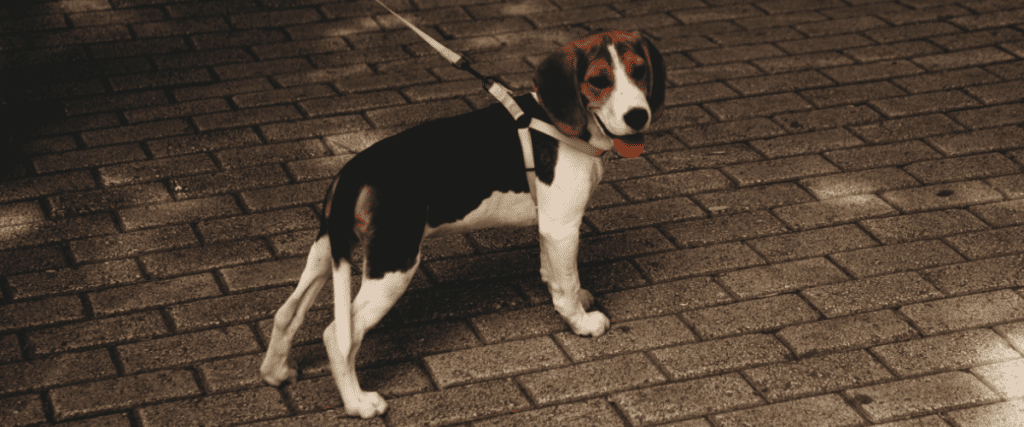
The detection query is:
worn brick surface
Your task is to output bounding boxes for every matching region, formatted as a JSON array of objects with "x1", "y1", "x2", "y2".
[{"x1": 6, "y1": 0, "x2": 1024, "y2": 425}]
